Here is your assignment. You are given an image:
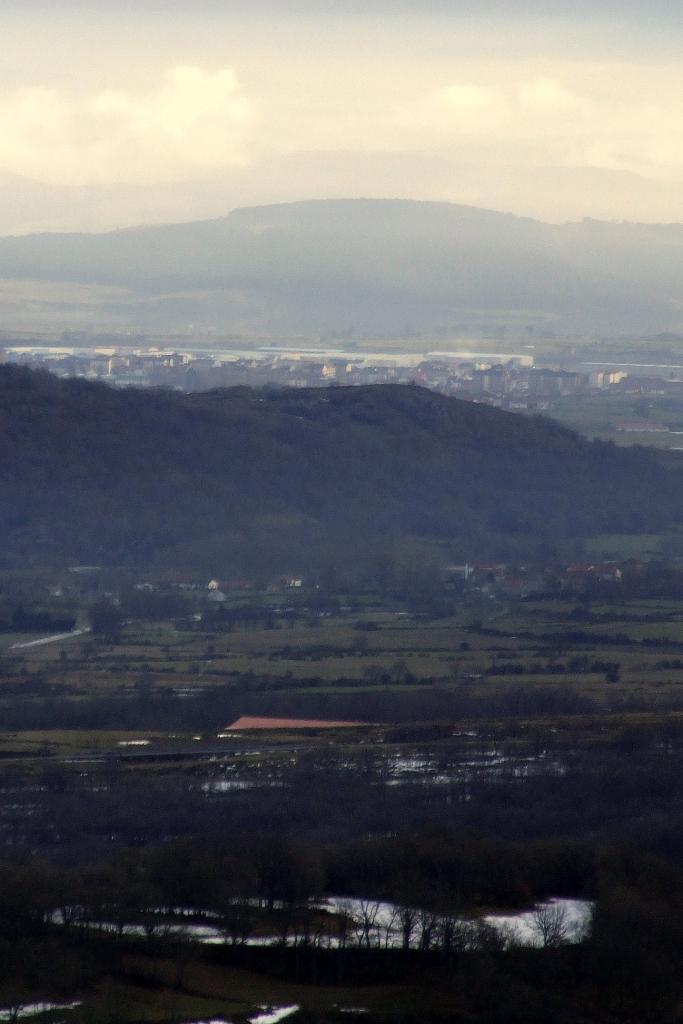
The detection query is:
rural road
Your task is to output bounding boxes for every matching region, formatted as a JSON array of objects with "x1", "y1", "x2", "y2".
[{"x1": 10, "y1": 627, "x2": 91, "y2": 650}]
